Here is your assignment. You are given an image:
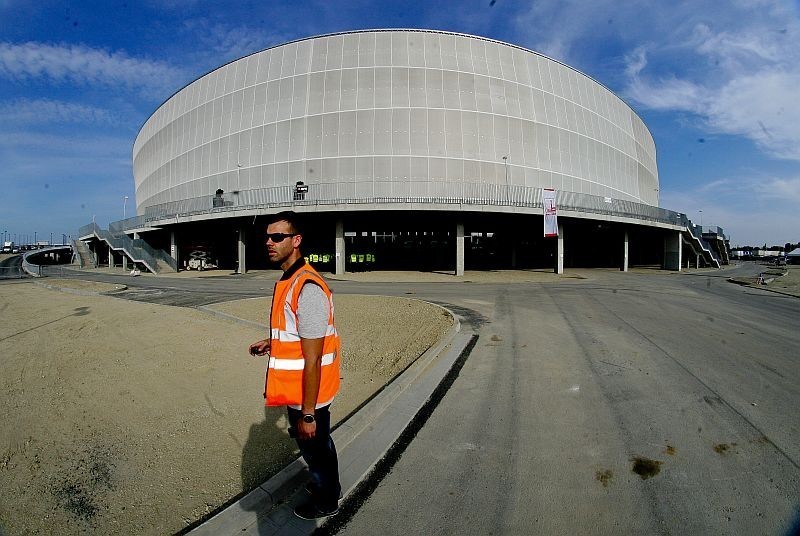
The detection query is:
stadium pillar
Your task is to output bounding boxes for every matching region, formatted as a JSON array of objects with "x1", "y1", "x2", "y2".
[
  {"x1": 555, "y1": 223, "x2": 564, "y2": 274},
  {"x1": 170, "y1": 231, "x2": 179, "y2": 270},
  {"x1": 664, "y1": 231, "x2": 682, "y2": 271},
  {"x1": 696, "y1": 253, "x2": 700, "y2": 269},
  {"x1": 456, "y1": 221, "x2": 465, "y2": 276},
  {"x1": 108, "y1": 244, "x2": 113, "y2": 270},
  {"x1": 237, "y1": 226, "x2": 247, "y2": 274},
  {"x1": 335, "y1": 218, "x2": 345, "y2": 275},
  {"x1": 621, "y1": 230, "x2": 629, "y2": 272},
  {"x1": 122, "y1": 231, "x2": 129, "y2": 271}
]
